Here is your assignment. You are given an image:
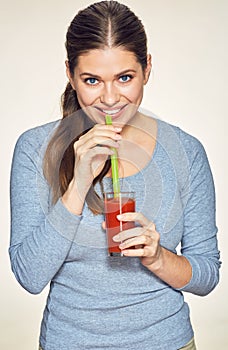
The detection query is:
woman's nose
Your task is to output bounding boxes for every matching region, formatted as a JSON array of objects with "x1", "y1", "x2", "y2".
[{"x1": 100, "y1": 83, "x2": 120, "y2": 106}]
